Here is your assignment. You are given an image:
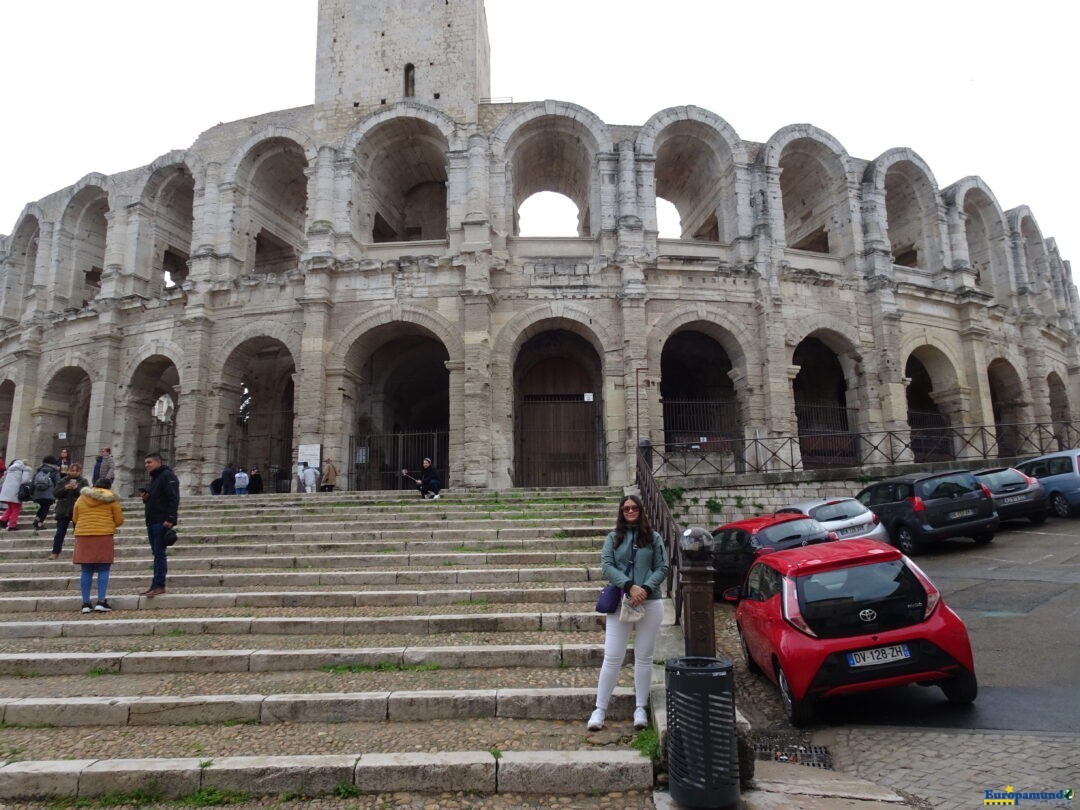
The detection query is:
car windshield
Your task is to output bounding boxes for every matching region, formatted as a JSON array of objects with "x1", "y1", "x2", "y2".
[
  {"x1": 917, "y1": 474, "x2": 977, "y2": 499},
  {"x1": 976, "y1": 469, "x2": 1027, "y2": 489},
  {"x1": 756, "y1": 518, "x2": 822, "y2": 546},
  {"x1": 807, "y1": 500, "x2": 868, "y2": 522},
  {"x1": 796, "y1": 560, "x2": 927, "y2": 638}
]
